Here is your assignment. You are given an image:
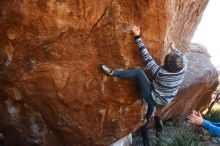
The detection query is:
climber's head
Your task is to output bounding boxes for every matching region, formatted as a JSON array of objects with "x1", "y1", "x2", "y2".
[{"x1": 163, "y1": 53, "x2": 184, "y2": 73}]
